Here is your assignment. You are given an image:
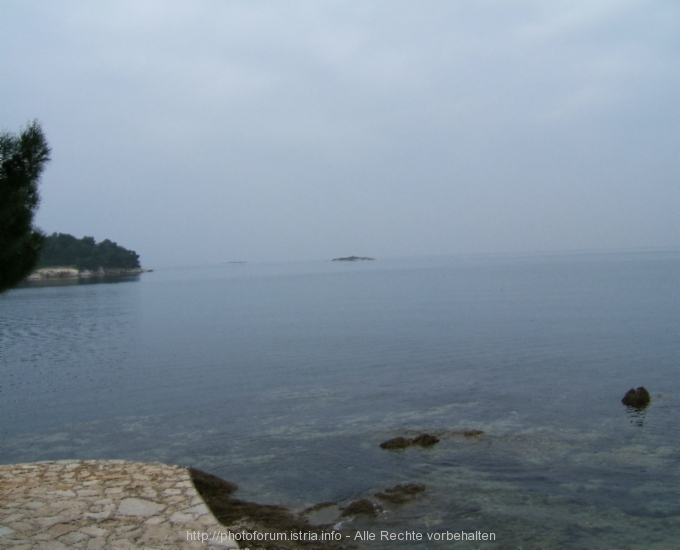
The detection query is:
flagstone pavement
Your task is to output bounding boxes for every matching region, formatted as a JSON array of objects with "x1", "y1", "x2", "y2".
[{"x1": 0, "y1": 460, "x2": 239, "y2": 549}]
